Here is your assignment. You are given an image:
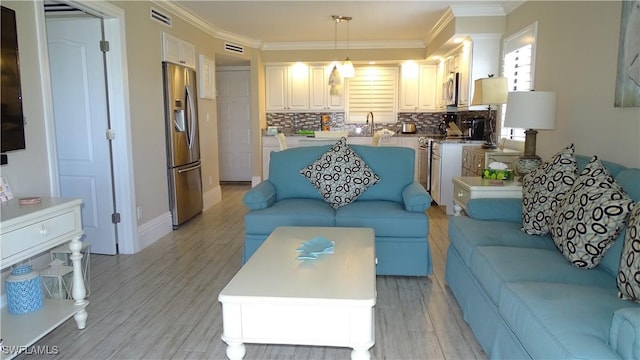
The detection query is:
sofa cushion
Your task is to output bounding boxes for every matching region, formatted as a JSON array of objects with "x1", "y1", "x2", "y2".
[
  {"x1": 609, "y1": 307, "x2": 640, "y2": 359},
  {"x1": 470, "y1": 246, "x2": 616, "y2": 304},
  {"x1": 335, "y1": 200, "x2": 427, "y2": 238},
  {"x1": 521, "y1": 144, "x2": 577, "y2": 235},
  {"x1": 618, "y1": 202, "x2": 640, "y2": 303},
  {"x1": 270, "y1": 145, "x2": 331, "y2": 201},
  {"x1": 550, "y1": 156, "x2": 634, "y2": 268},
  {"x1": 300, "y1": 137, "x2": 380, "y2": 209},
  {"x1": 244, "y1": 198, "x2": 335, "y2": 234},
  {"x1": 349, "y1": 145, "x2": 415, "y2": 203},
  {"x1": 498, "y1": 282, "x2": 636, "y2": 360},
  {"x1": 448, "y1": 216, "x2": 557, "y2": 267}
]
